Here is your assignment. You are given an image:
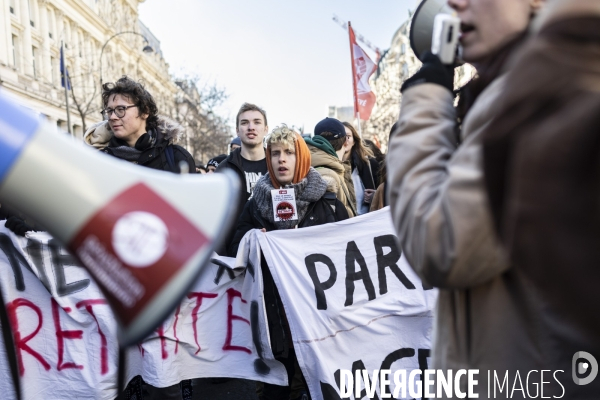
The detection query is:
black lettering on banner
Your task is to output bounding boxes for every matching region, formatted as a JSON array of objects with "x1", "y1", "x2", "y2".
[
  {"x1": 379, "y1": 348, "x2": 416, "y2": 396},
  {"x1": 25, "y1": 238, "x2": 52, "y2": 292},
  {"x1": 345, "y1": 241, "x2": 376, "y2": 307},
  {"x1": 211, "y1": 258, "x2": 236, "y2": 285},
  {"x1": 246, "y1": 259, "x2": 255, "y2": 281},
  {"x1": 0, "y1": 233, "x2": 33, "y2": 291},
  {"x1": 419, "y1": 348, "x2": 432, "y2": 399},
  {"x1": 48, "y1": 238, "x2": 90, "y2": 296},
  {"x1": 374, "y1": 235, "x2": 415, "y2": 294},
  {"x1": 305, "y1": 253, "x2": 337, "y2": 310},
  {"x1": 250, "y1": 300, "x2": 270, "y2": 375}
]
